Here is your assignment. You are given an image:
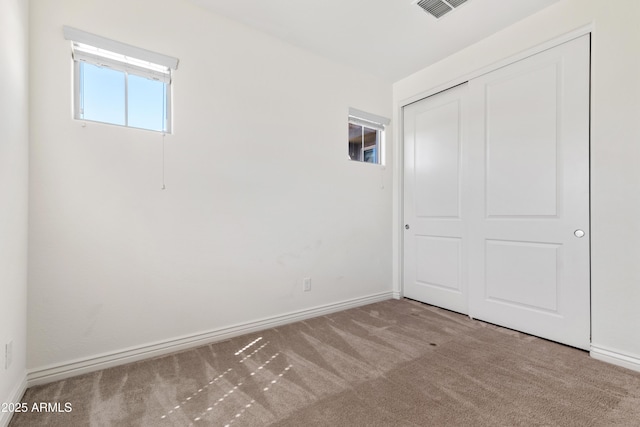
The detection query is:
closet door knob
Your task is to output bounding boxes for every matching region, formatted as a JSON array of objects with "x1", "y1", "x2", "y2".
[{"x1": 574, "y1": 229, "x2": 585, "y2": 238}]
